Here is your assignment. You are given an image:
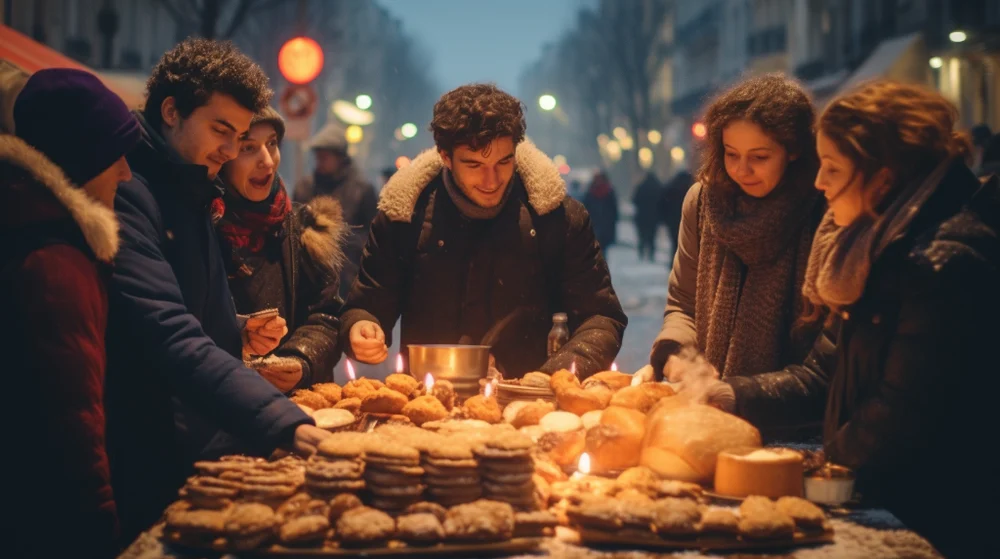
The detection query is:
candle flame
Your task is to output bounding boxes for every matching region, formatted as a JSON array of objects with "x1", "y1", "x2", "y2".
[
  {"x1": 578, "y1": 452, "x2": 591, "y2": 475},
  {"x1": 570, "y1": 360, "x2": 577, "y2": 376},
  {"x1": 345, "y1": 359, "x2": 356, "y2": 381},
  {"x1": 424, "y1": 373, "x2": 434, "y2": 391},
  {"x1": 484, "y1": 380, "x2": 494, "y2": 399},
  {"x1": 610, "y1": 362, "x2": 618, "y2": 372},
  {"x1": 396, "y1": 354, "x2": 404, "y2": 373}
]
